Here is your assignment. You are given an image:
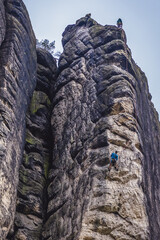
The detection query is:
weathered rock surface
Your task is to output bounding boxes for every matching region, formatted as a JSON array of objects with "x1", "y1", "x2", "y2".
[
  {"x1": 0, "y1": 0, "x2": 36, "y2": 239},
  {"x1": 138, "y1": 71, "x2": 160, "y2": 239},
  {"x1": 42, "y1": 15, "x2": 160, "y2": 240},
  {"x1": 11, "y1": 48, "x2": 57, "y2": 239},
  {"x1": 0, "y1": 3, "x2": 160, "y2": 239}
]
